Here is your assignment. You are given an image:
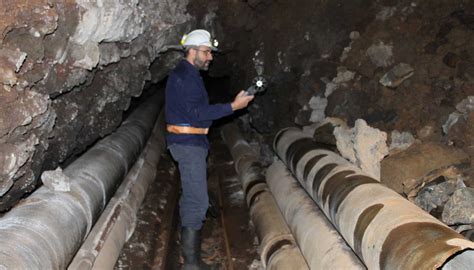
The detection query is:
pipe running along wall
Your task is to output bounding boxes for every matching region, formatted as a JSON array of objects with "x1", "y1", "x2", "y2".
[
  {"x1": 221, "y1": 124, "x2": 309, "y2": 269},
  {"x1": 0, "y1": 94, "x2": 163, "y2": 269},
  {"x1": 266, "y1": 160, "x2": 365, "y2": 269},
  {"x1": 273, "y1": 127, "x2": 474, "y2": 270},
  {"x1": 68, "y1": 111, "x2": 166, "y2": 269}
]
